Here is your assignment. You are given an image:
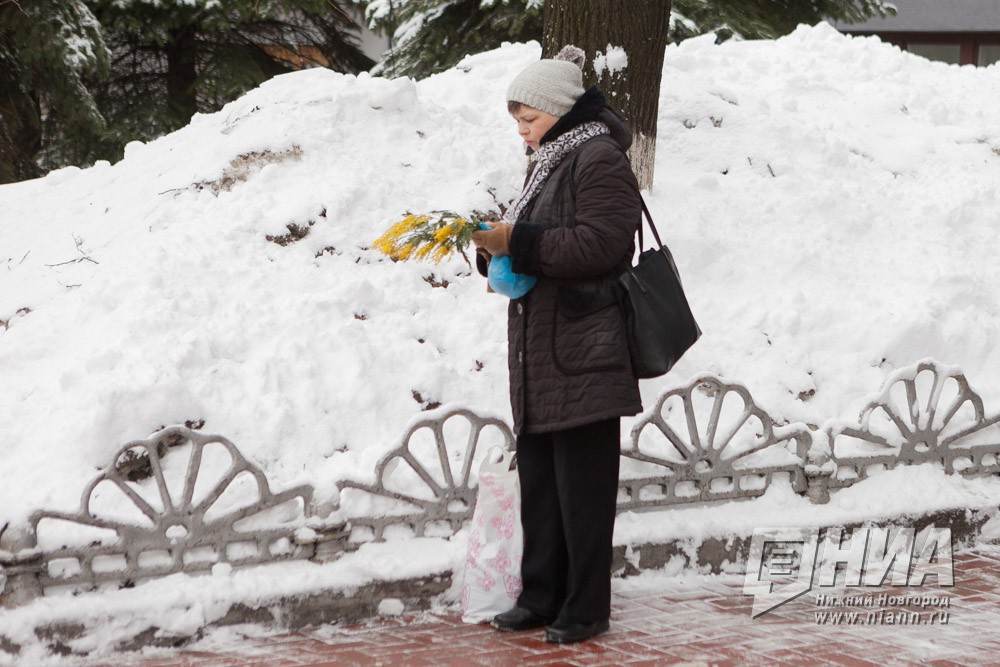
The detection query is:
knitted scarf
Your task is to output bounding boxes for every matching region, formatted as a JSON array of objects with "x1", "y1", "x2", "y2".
[{"x1": 502, "y1": 121, "x2": 610, "y2": 225}]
